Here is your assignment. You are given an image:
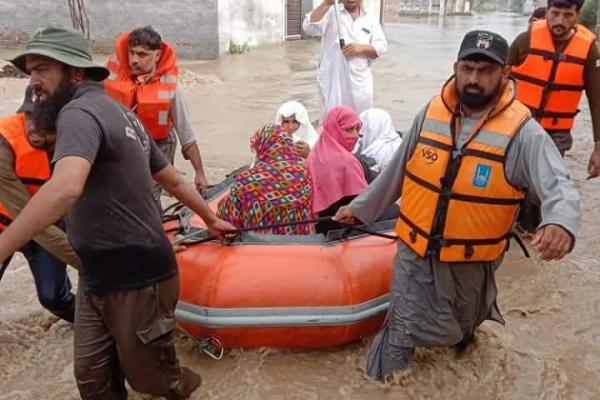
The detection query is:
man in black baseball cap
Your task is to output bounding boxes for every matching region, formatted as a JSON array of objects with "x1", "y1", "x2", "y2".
[
  {"x1": 454, "y1": 30, "x2": 510, "y2": 113},
  {"x1": 334, "y1": 29, "x2": 578, "y2": 381}
]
